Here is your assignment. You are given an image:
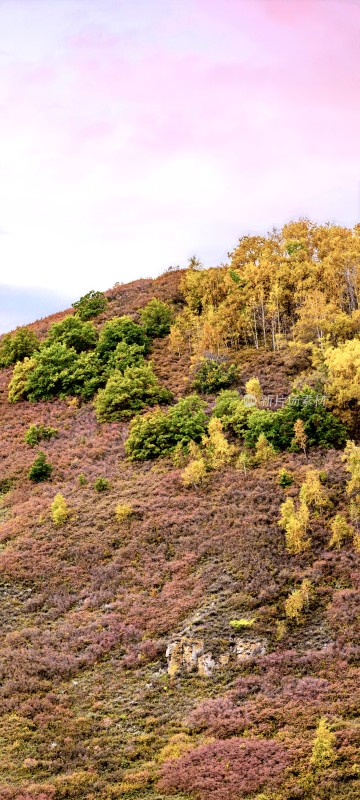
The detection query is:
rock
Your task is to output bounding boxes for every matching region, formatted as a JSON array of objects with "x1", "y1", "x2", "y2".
[
  {"x1": 197, "y1": 652, "x2": 216, "y2": 677},
  {"x1": 218, "y1": 653, "x2": 230, "y2": 667},
  {"x1": 166, "y1": 638, "x2": 204, "y2": 677},
  {"x1": 235, "y1": 639, "x2": 267, "y2": 661}
]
